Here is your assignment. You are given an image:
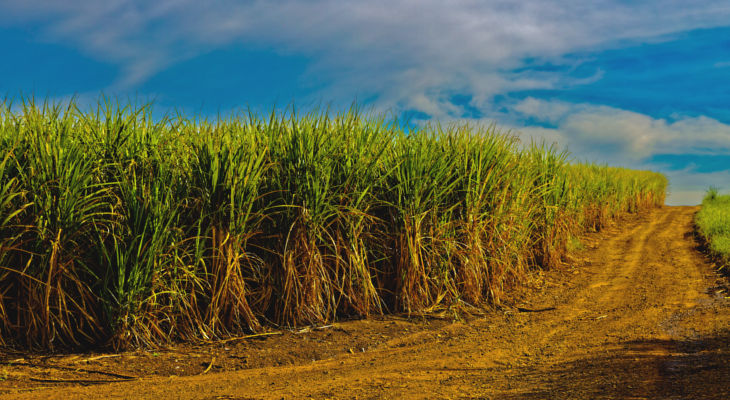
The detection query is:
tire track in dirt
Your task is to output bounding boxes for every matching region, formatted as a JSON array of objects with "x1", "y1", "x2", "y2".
[
  {"x1": 495, "y1": 207, "x2": 730, "y2": 399},
  {"x1": 6, "y1": 207, "x2": 730, "y2": 399}
]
